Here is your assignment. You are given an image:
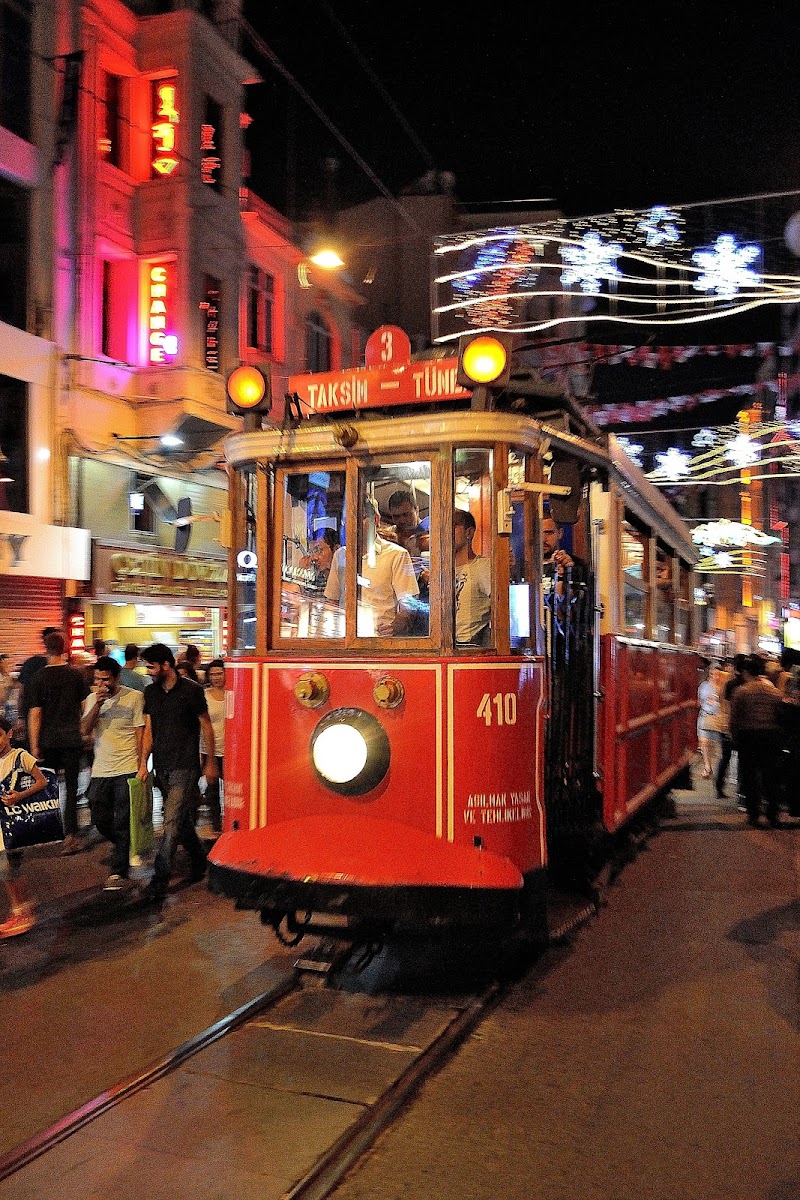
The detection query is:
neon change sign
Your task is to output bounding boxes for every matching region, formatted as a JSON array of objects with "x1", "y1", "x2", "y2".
[{"x1": 147, "y1": 263, "x2": 177, "y2": 363}]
